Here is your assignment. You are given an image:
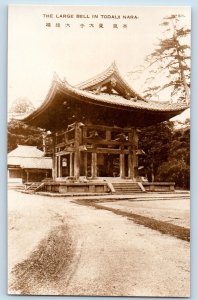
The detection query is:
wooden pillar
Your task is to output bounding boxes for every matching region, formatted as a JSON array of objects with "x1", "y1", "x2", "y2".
[
  {"x1": 42, "y1": 131, "x2": 47, "y2": 154},
  {"x1": 82, "y1": 126, "x2": 87, "y2": 142},
  {"x1": 128, "y1": 149, "x2": 135, "y2": 180},
  {"x1": 82, "y1": 126, "x2": 88, "y2": 177},
  {"x1": 84, "y1": 152, "x2": 88, "y2": 177},
  {"x1": 106, "y1": 129, "x2": 111, "y2": 141},
  {"x1": 64, "y1": 131, "x2": 68, "y2": 144},
  {"x1": 120, "y1": 145, "x2": 125, "y2": 178},
  {"x1": 91, "y1": 152, "x2": 97, "y2": 178},
  {"x1": 74, "y1": 149, "x2": 80, "y2": 179},
  {"x1": 74, "y1": 123, "x2": 81, "y2": 179},
  {"x1": 58, "y1": 155, "x2": 61, "y2": 178},
  {"x1": 26, "y1": 170, "x2": 29, "y2": 182},
  {"x1": 128, "y1": 129, "x2": 138, "y2": 180},
  {"x1": 133, "y1": 149, "x2": 138, "y2": 178},
  {"x1": 52, "y1": 134, "x2": 56, "y2": 180},
  {"x1": 56, "y1": 156, "x2": 58, "y2": 178},
  {"x1": 134, "y1": 129, "x2": 139, "y2": 179},
  {"x1": 69, "y1": 153, "x2": 73, "y2": 177}
]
